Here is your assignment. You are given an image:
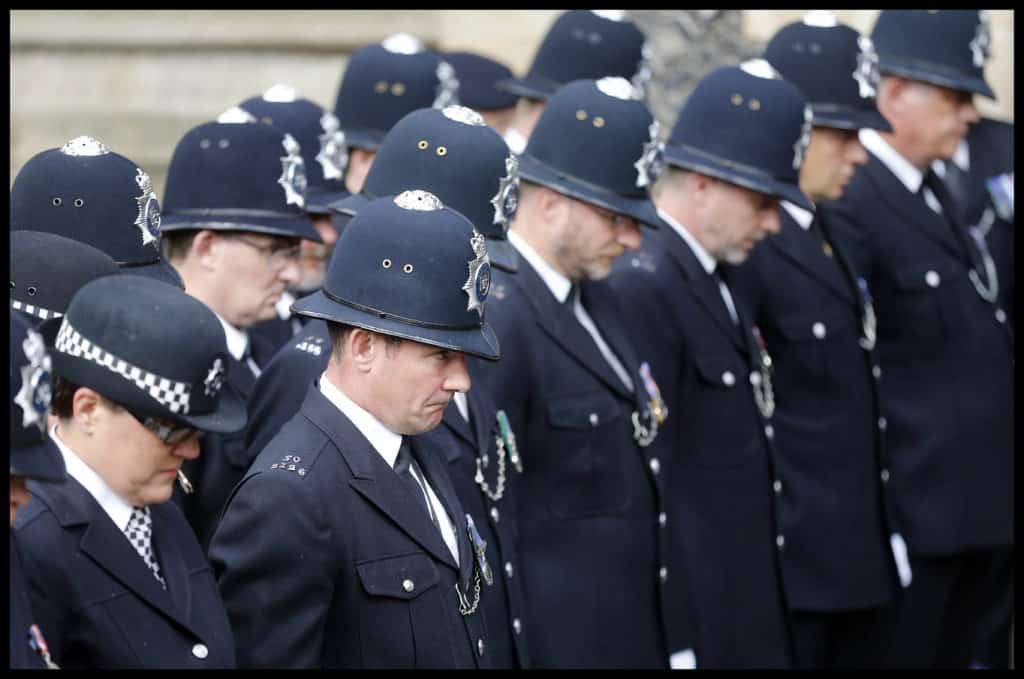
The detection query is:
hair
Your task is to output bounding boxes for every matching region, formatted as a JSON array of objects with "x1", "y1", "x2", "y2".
[
  {"x1": 326, "y1": 321, "x2": 402, "y2": 362},
  {"x1": 161, "y1": 229, "x2": 200, "y2": 263},
  {"x1": 50, "y1": 376, "x2": 122, "y2": 420}
]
